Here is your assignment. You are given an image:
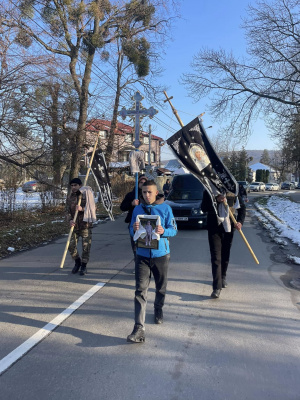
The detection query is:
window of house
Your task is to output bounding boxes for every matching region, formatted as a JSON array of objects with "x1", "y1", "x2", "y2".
[
  {"x1": 144, "y1": 152, "x2": 149, "y2": 162},
  {"x1": 119, "y1": 152, "x2": 128, "y2": 162},
  {"x1": 125, "y1": 134, "x2": 132, "y2": 143},
  {"x1": 143, "y1": 136, "x2": 149, "y2": 144},
  {"x1": 99, "y1": 130, "x2": 108, "y2": 139},
  {"x1": 151, "y1": 152, "x2": 155, "y2": 162}
]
